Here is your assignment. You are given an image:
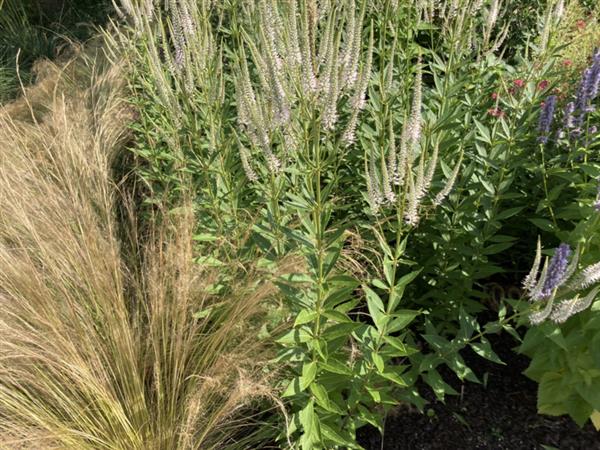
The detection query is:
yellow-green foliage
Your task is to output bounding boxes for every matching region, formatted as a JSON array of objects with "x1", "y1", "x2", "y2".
[{"x1": 551, "y1": 0, "x2": 600, "y2": 80}]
